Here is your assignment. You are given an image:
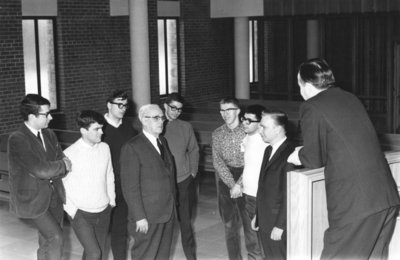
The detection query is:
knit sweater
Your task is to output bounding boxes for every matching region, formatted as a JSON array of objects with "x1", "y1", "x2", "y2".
[{"x1": 63, "y1": 138, "x2": 115, "y2": 218}]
